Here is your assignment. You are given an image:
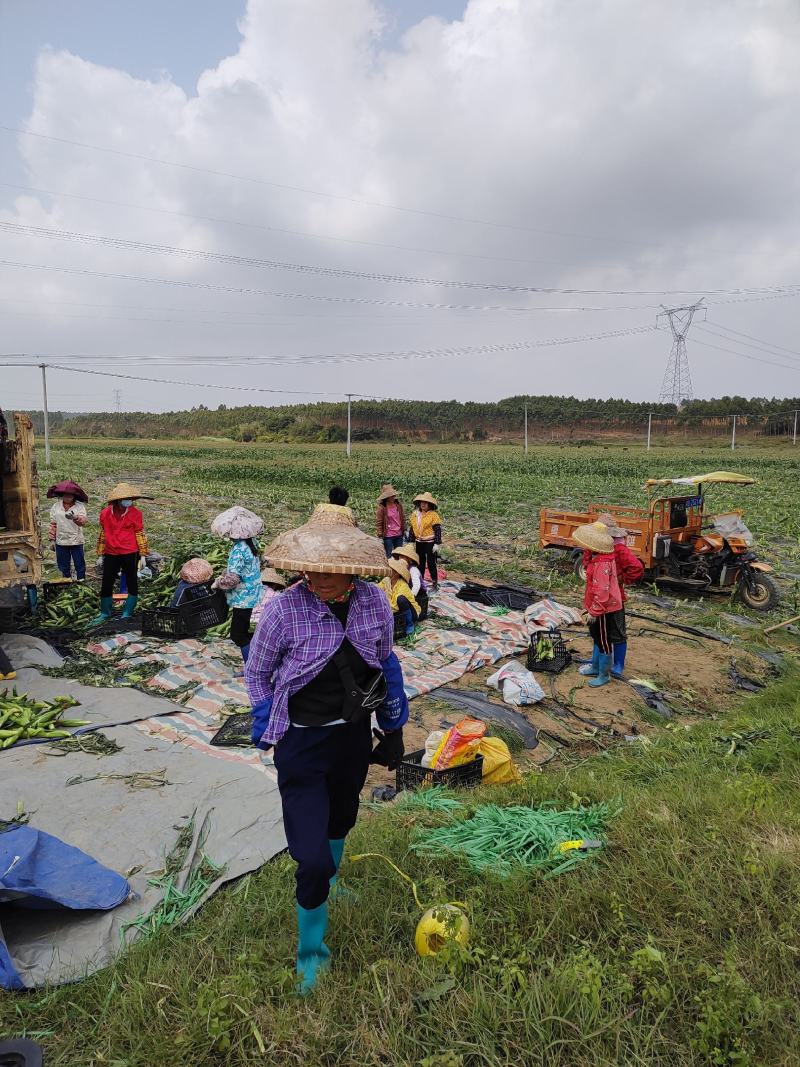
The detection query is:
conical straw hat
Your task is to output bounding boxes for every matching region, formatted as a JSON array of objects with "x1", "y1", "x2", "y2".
[
  {"x1": 107, "y1": 482, "x2": 153, "y2": 503},
  {"x1": 260, "y1": 566, "x2": 287, "y2": 587},
  {"x1": 388, "y1": 557, "x2": 410, "y2": 582},
  {"x1": 572, "y1": 521, "x2": 614, "y2": 554},
  {"x1": 377, "y1": 484, "x2": 400, "y2": 503},
  {"x1": 264, "y1": 504, "x2": 391, "y2": 576},
  {"x1": 391, "y1": 543, "x2": 419, "y2": 566},
  {"x1": 413, "y1": 491, "x2": 438, "y2": 507}
]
